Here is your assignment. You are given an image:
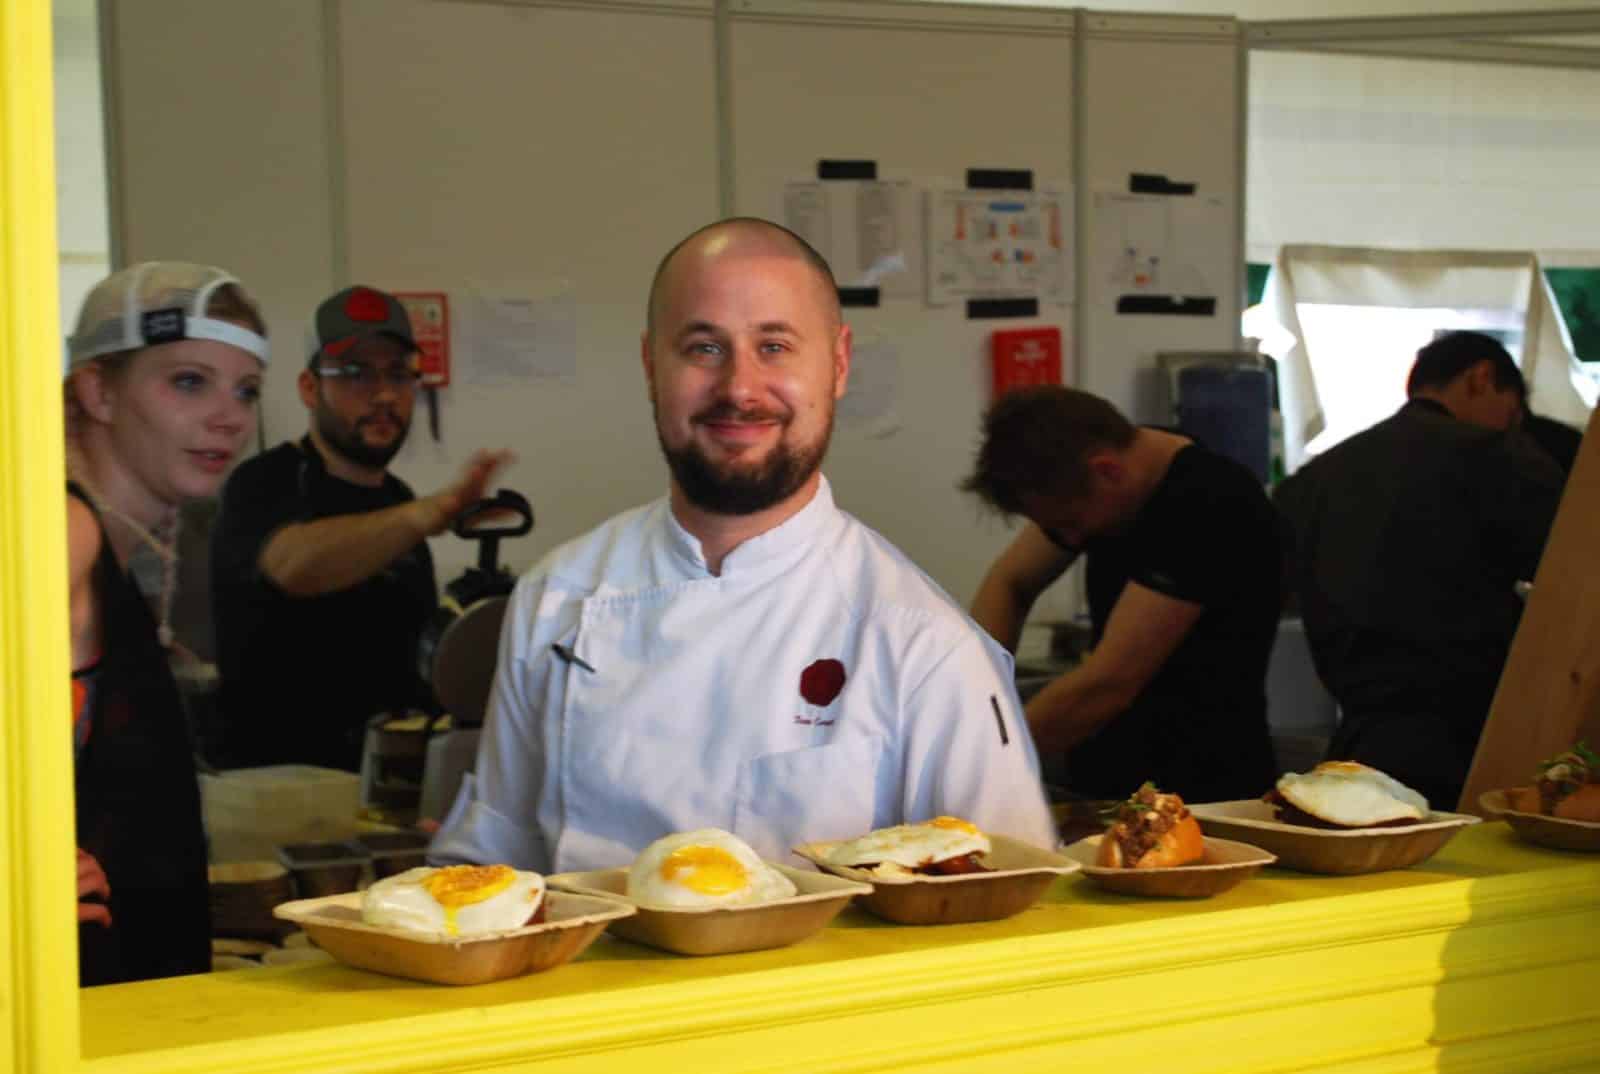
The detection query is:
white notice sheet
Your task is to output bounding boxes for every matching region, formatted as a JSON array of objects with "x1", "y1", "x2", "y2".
[
  {"x1": 459, "y1": 281, "x2": 578, "y2": 383},
  {"x1": 783, "y1": 179, "x2": 922, "y2": 299},
  {"x1": 836, "y1": 332, "x2": 901, "y2": 439}
]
